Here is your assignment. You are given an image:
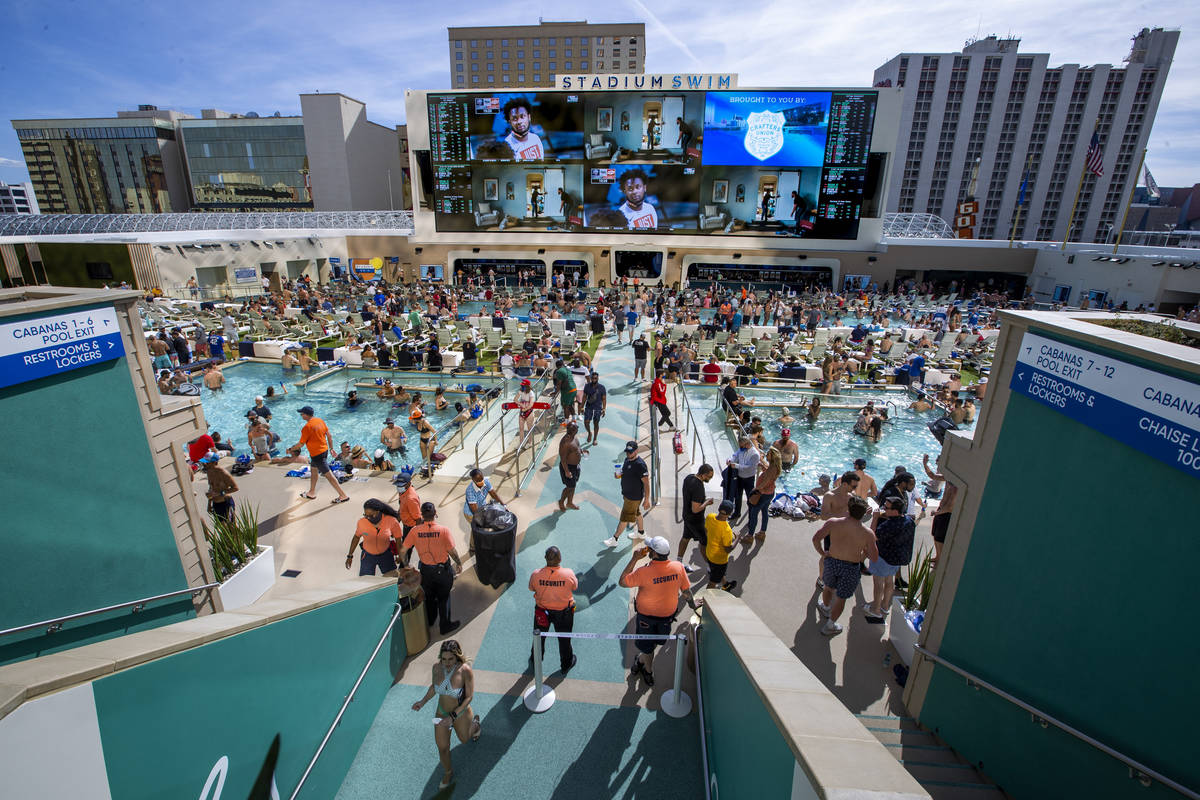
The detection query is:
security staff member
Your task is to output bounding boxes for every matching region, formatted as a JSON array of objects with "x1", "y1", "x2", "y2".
[
  {"x1": 528, "y1": 546, "x2": 579, "y2": 673},
  {"x1": 396, "y1": 473, "x2": 422, "y2": 563},
  {"x1": 402, "y1": 502, "x2": 463, "y2": 635},
  {"x1": 619, "y1": 536, "x2": 700, "y2": 687}
]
